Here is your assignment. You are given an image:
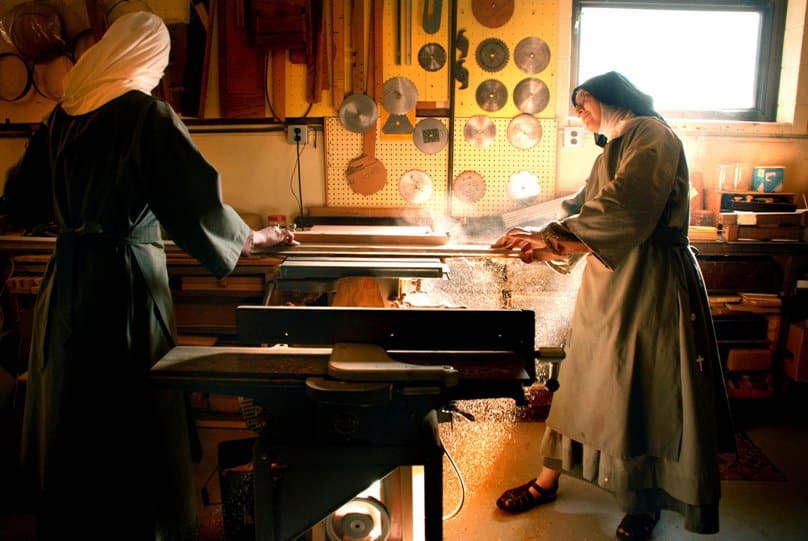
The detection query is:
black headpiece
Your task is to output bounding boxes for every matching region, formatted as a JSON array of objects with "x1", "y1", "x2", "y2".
[{"x1": 572, "y1": 71, "x2": 665, "y2": 147}]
